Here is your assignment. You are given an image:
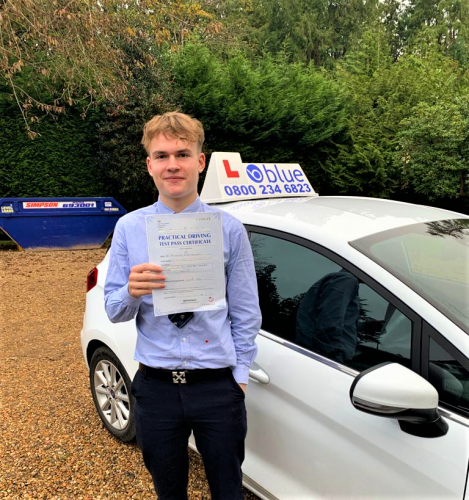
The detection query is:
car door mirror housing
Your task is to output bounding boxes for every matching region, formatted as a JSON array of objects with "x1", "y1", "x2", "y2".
[{"x1": 350, "y1": 363, "x2": 448, "y2": 438}]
